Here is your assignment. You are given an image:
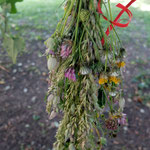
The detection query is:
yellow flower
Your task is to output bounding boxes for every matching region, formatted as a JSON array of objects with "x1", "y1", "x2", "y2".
[
  {"x1": 116, "y1": 61, "x2": 126, "y2": 68},
  {"x1": 97, "y1": 113, "x2": 100, "y2": 118},
  {"x1": 109, "y1": 76, "x2": 121, "y2": 84},
  {"x1": 99, "y1": 75, "x2": 108, "y2": 85},
  {"x1": 111, "y1": 114, "x2": 122, "y2": 119}
]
